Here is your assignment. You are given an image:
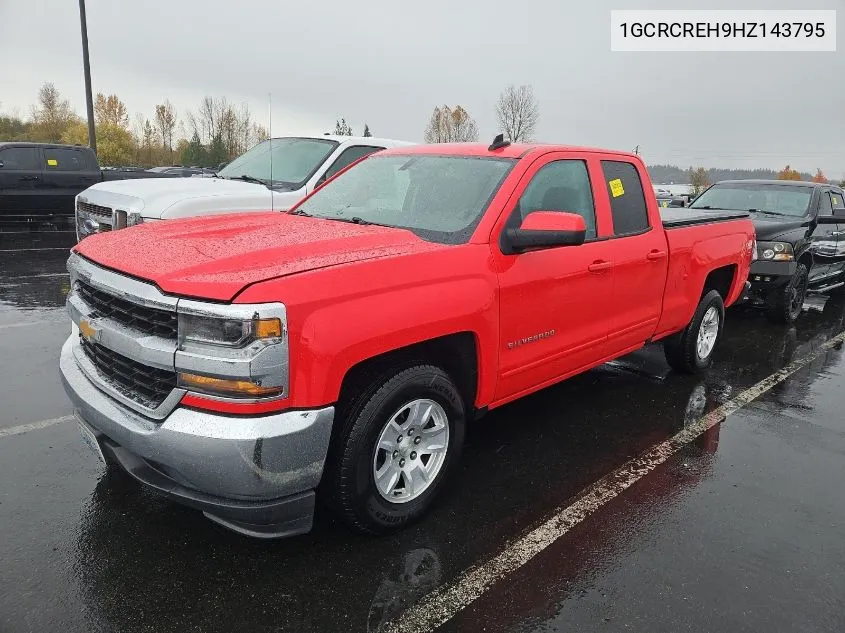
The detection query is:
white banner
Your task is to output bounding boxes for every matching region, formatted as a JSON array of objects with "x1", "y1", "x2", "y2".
[{"x1": 611, "y1": 10, "x2": 837, "y2": 52}]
